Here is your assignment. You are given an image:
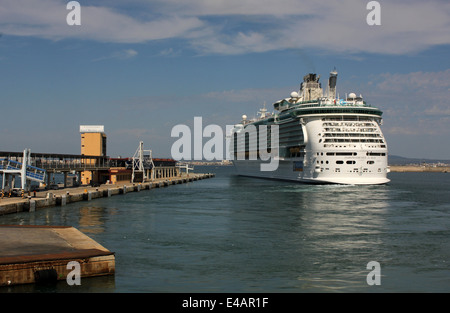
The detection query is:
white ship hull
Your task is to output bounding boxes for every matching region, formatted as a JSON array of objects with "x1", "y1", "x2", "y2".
[{"x1": 232, "y1": 159, "x2": 390, "y2": 185}]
